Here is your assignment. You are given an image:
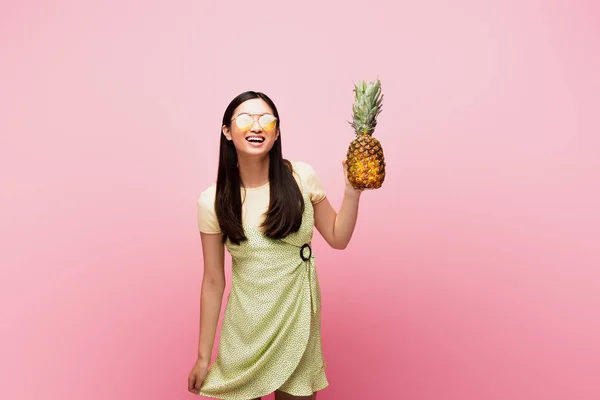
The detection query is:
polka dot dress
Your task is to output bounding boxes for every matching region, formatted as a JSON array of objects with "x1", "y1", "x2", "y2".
[{"x1": 199, "y1": 185, "x2": 329, "y2": 399}]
